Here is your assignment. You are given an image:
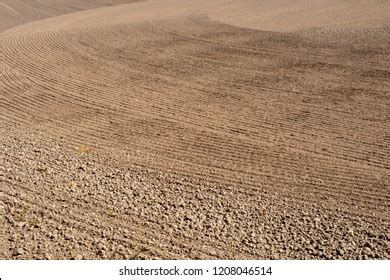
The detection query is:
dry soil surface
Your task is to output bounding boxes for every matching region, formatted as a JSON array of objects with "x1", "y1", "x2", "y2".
[{"x1": 1, "y1": 0, "x2": 390, "y2": 259}]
